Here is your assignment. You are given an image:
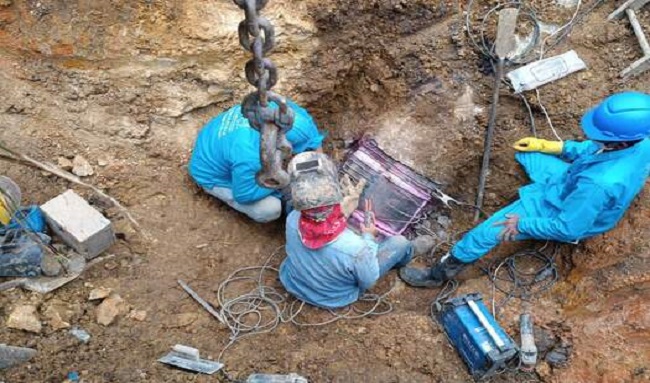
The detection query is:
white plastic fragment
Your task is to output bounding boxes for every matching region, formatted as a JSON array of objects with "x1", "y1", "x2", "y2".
[{"x1": 507, "y1": 50, "x2": 587, "y2": 93}]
